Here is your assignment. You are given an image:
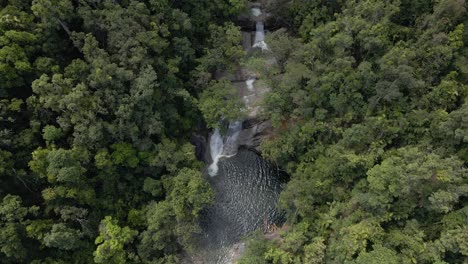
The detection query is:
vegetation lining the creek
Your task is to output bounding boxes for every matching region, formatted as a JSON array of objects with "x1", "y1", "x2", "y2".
[{"x1": 0, "y1": 0, "x2": 467, "y2": 263}]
